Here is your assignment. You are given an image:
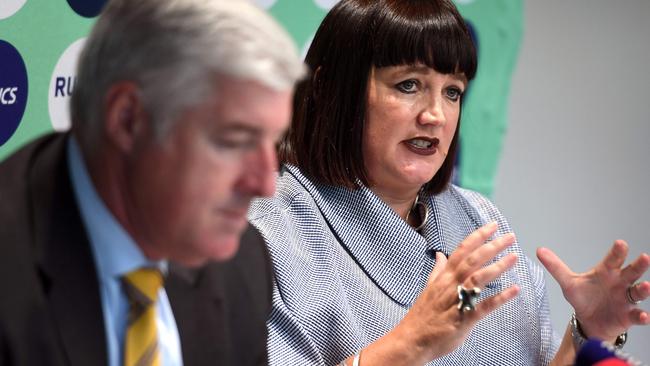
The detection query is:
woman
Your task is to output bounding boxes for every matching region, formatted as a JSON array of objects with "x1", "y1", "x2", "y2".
[{"x1": 248, "y1": 0, "x2": 650, "y2": 365}]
